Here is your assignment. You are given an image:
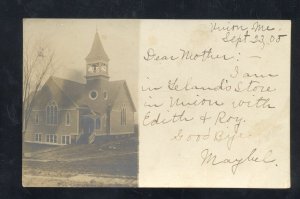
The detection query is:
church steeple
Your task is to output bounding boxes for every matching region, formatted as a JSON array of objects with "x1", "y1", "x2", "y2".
[
  {"x1": 86, "y1": 31, "x2": 109, "y2": 62},
  {"x1": 85, "y1": 31, "x2": 109, "y2": 80}
]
